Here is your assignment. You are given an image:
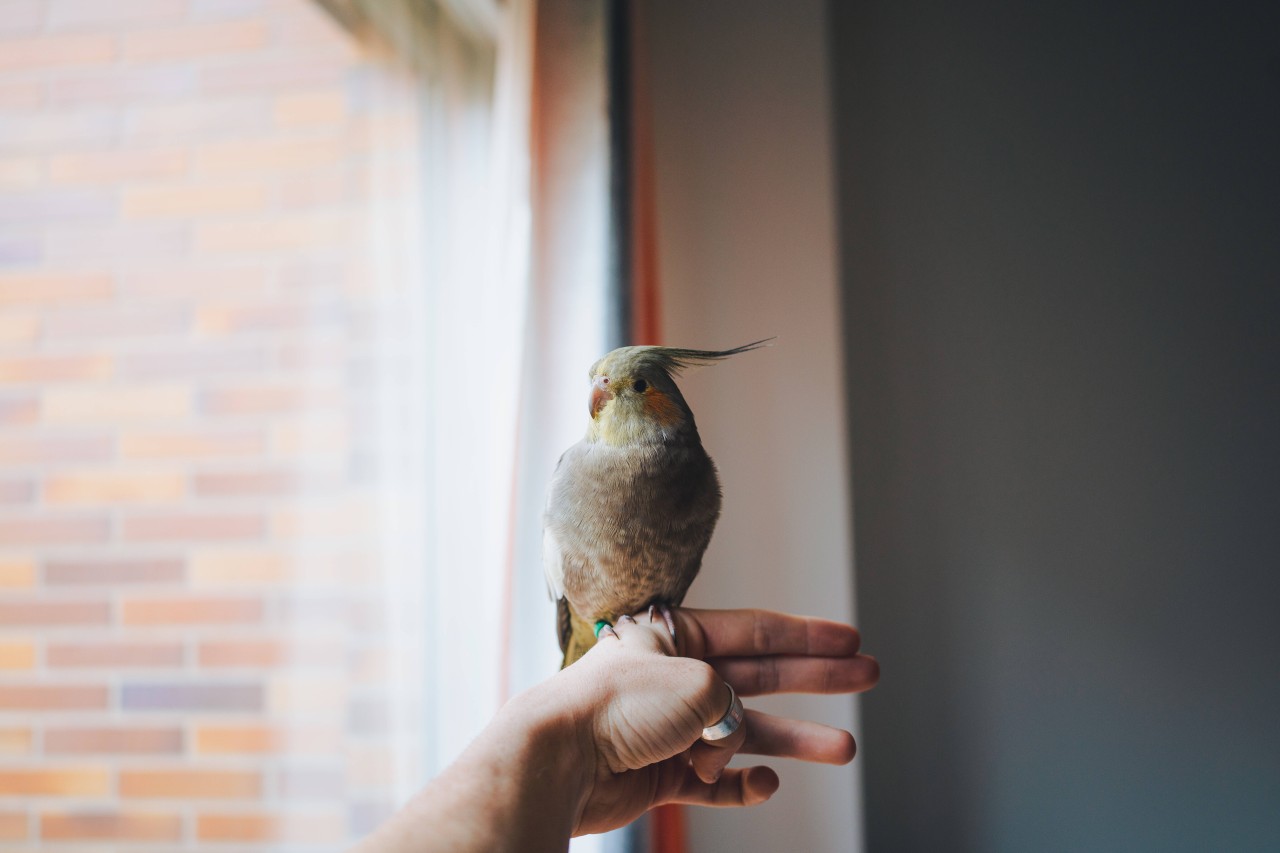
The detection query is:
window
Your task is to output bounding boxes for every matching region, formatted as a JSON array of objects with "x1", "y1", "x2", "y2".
[{"x1": 0, "y1": 0, "x2": 601, "y2": 847}]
